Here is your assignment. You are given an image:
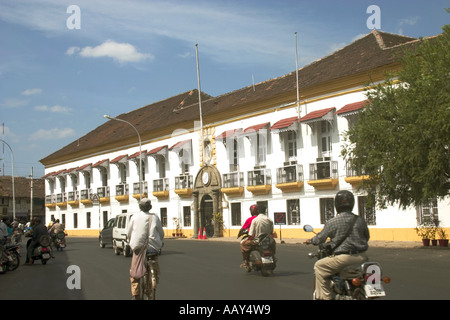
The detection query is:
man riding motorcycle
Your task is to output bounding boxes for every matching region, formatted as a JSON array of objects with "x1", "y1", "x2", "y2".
[
  {"x1": 239, "y1": 205, "x2": 275, "y2": 268},
  {"x1": 25, "y1": 217, "x2": 50, "y2": 264},
  {"x1": 305, "y1": 190, "x2": 370, "y2": 300}
]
